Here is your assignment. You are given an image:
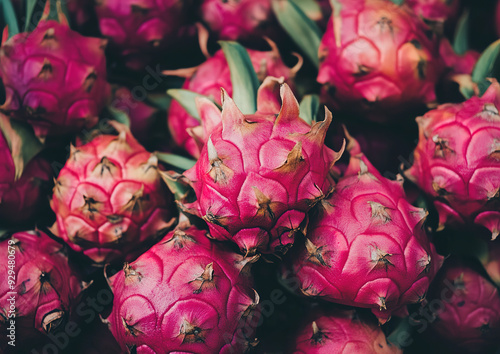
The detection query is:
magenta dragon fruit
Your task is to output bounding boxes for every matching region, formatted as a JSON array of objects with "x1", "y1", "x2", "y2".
[
  {"x1": 182, "y1": 77, "x2": 343, "y2": 255},
  {"x1": 0, "y1": 230, "x2": 83, "y2": 348},
  {"x1": 283, "y1": 138, "x2": 443, "y2": 323},
  {"x1": 50, "y1": 123, "x2": 176, "y2": 264},
  {"x1": 406, "y1": 0, "x2": 461, "y2": 25},
  {"x1": 104, "y1": 226, "x2": 259, "y2": 353},
  {"x1": 167, "y1": 44, "x2": 300, "y2": 158},
  {"x1": 405, "y1": 81, "x2": 500, "y2": 238},
  {"x1": 425, "y1": 259, "x2": 500, "y2": 353},
  {"x1": 291, "y1": 309, "x2": 401, "y2": 353},
  {"x1": 95, "y1": 0, "x2": 192, "y2": 70},
  {"x1": 317, "y1": 0, "x2": 444, "y2": 121},
  {"x1": 0, "y1": 17, "x2": 109, "y2": 139},
  {"x1": 199, "y1": 0, "x2": 282, "y2": 44}
]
